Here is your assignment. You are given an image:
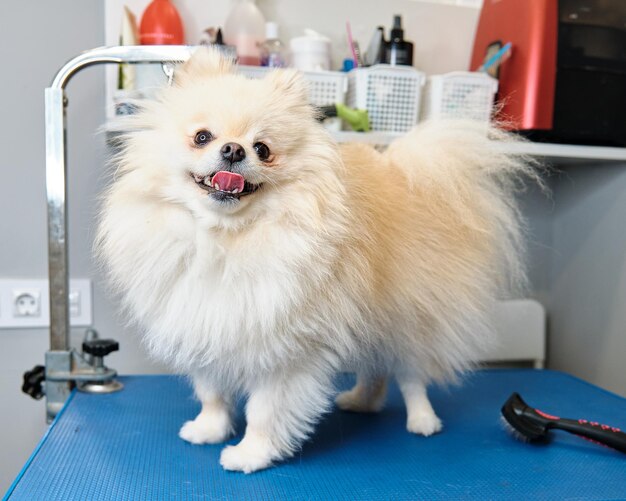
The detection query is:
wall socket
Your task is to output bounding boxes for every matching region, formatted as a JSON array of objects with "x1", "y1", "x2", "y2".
[
  {"x1": 0, "y1": 279, "x2": 92, "y2": 329},
  {"x1": 13, "y1": 289, "x2": 42, "y2": 317}
]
